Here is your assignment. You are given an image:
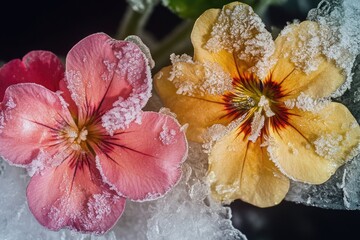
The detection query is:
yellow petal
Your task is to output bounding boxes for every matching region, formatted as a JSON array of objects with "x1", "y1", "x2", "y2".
[
  {"x1": 268, "y1": 103, "x2": 360, "y2": 184},
  {"x1": 272, "y1": 21, "x2": 345, "y2": 99},
  {"x1": 191, "y1": 7, "x2": 239, "y2": 78},
  {"x1": 191, "y1": 2, "x2": 275, "y2": 79},
  {"x1": 208, "y1": 128, "x2": 290, "y2": 207},
  {"x1": 154, "y1": 65, "x2": 230, "y2": 143}
]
